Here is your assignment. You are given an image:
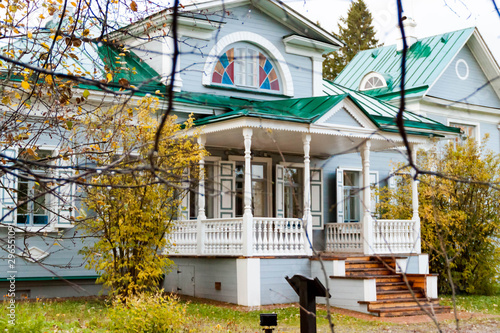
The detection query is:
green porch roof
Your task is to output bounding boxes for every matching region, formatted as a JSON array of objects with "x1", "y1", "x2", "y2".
[
  {"x1": 333, "y1": 27, "x2": 475, "y2": 101},
  {"x1": 184, "y1": 83, "x2": 460, "y2": 137}
]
